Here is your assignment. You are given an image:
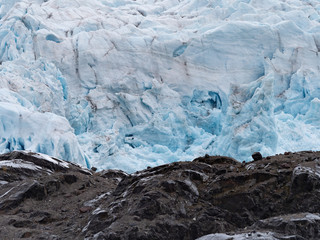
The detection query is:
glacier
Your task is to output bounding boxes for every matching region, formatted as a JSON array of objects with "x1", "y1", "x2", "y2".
[{"x1": 0, "y1": 0, "x2": 320, "y2": 172}]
